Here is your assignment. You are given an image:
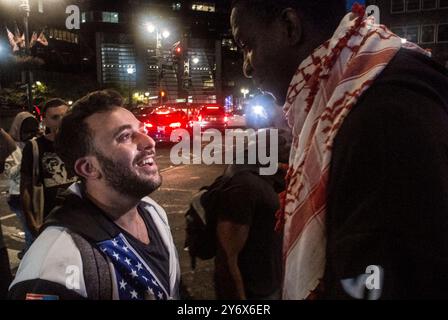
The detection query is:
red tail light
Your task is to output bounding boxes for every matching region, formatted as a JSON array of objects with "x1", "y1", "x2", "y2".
[{"x1": 169, "y1": 122, "x2": 182, "y2": 128}]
